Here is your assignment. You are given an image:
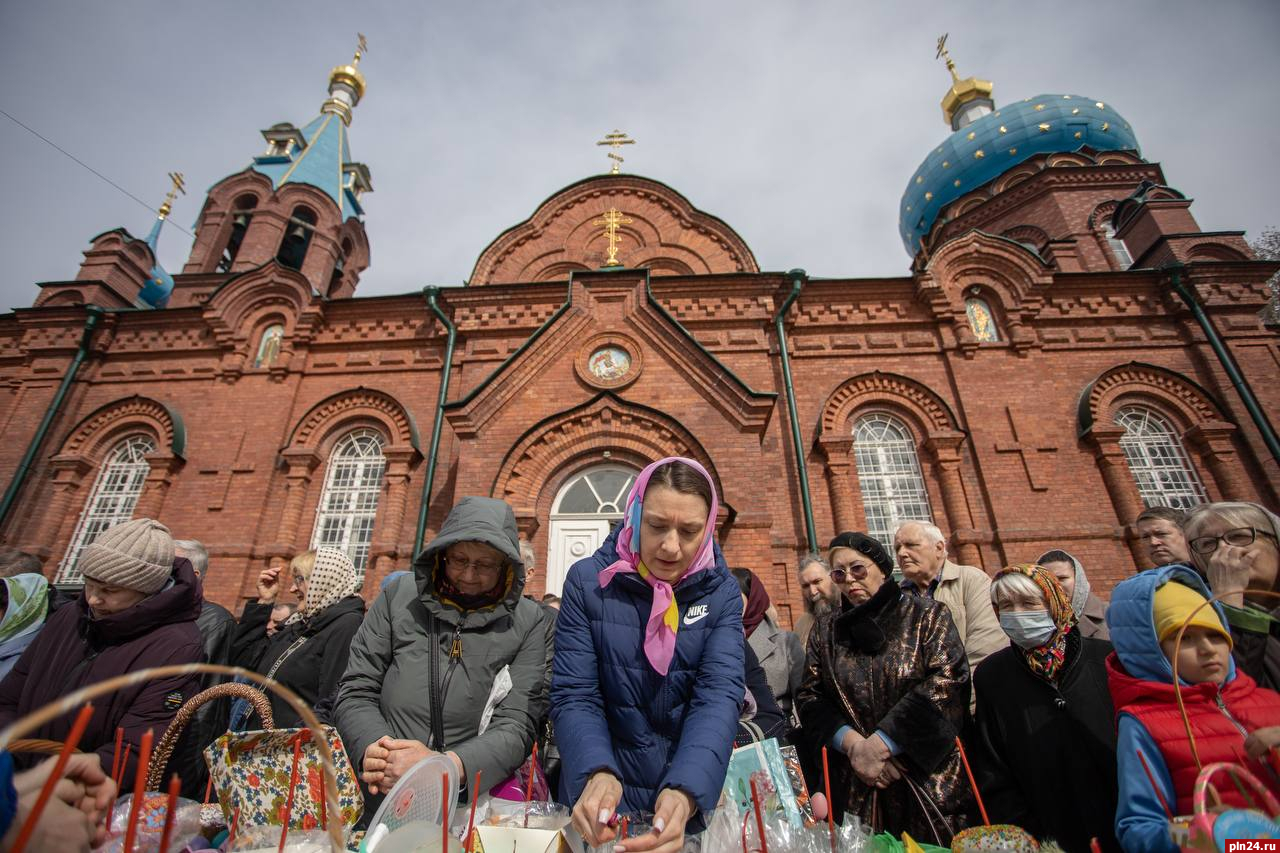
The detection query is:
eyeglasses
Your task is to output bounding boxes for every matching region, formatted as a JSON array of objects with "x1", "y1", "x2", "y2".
[
  {"x1": 444, "y1": 554, "x2": 504, "y2": 575},
  {"x1": 1189, "y1": 526, "x2": 1278, "y2": 556},
  {"x1": 829, "y1": 563, "x2": 869, "y2": 584}
]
